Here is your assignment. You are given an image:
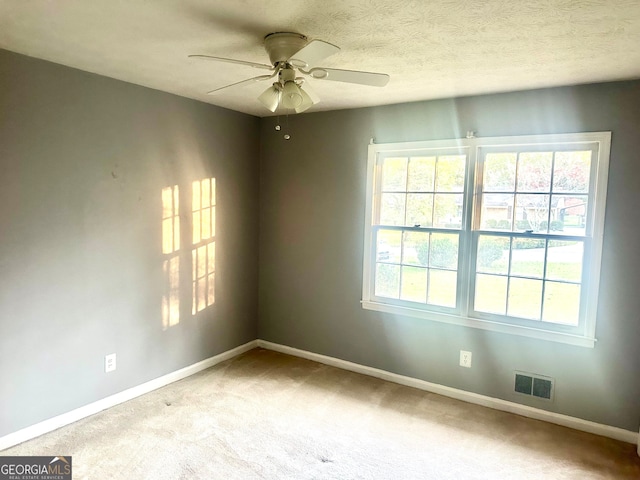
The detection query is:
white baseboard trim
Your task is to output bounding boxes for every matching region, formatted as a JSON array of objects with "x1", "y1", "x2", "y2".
[
  {"x1": 3, "y1": 339, "x2": 637, "y2": 451},
  {"x1": 257, "y1": 340, "x2": 638, "y2": 446},
  {"x1": 0, "y1": 340, "x2": 258, "y2": 451}
]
